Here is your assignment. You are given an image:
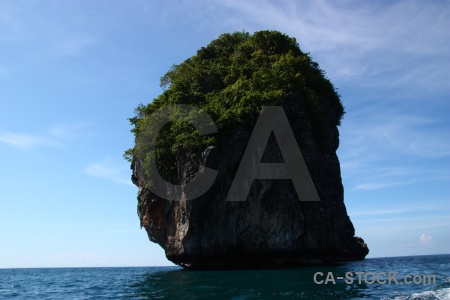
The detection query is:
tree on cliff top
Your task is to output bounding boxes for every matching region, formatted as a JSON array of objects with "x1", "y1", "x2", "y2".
[{"x1": 125, "y1": 30, "x2": 344, "y2": 180}]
